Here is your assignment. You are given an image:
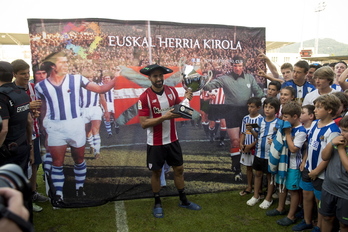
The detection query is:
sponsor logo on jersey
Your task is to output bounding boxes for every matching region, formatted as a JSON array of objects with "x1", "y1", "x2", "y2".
[{"x1": 138, "y1": 100, "x2": 142, "y2": 110}]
